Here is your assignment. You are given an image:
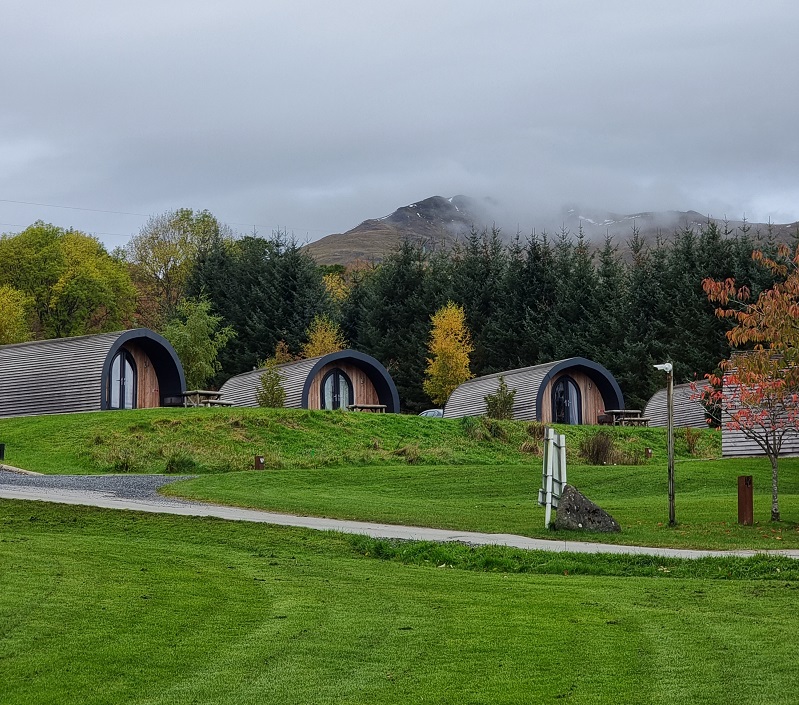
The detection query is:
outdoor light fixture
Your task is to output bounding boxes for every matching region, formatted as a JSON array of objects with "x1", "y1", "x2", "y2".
[{"x1": 654, "y1": 362, "x2": 675, "y2": 526}]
